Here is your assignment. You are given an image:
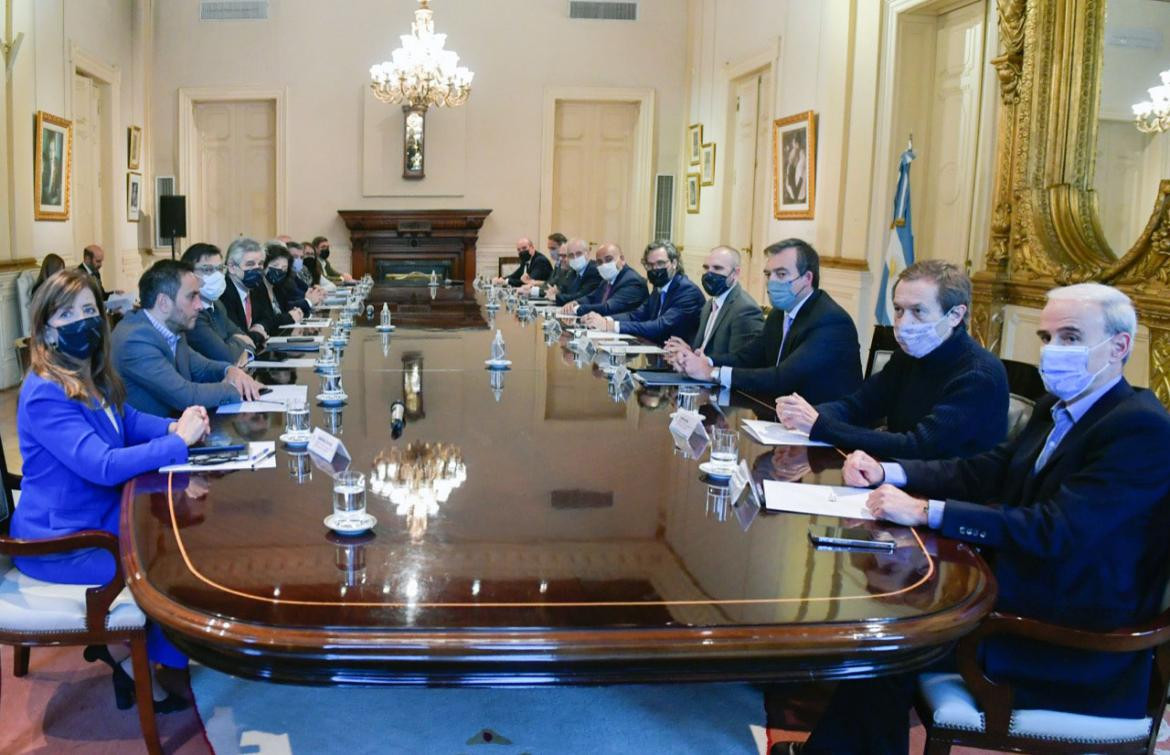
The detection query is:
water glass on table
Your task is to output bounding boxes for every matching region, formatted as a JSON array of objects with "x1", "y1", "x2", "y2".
[
  {"x1": 710, "y1": 428, "x2": 739, "y2": 468},
  {"x1": 332, "y1": 471, "x2": 367, "y2": 526},
  {"x1": 284, "y1": 398, "x2": 310, "y2": 439},
  {"x1": 677, "y1": 384, "x2": 700, "y2": 413}
]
